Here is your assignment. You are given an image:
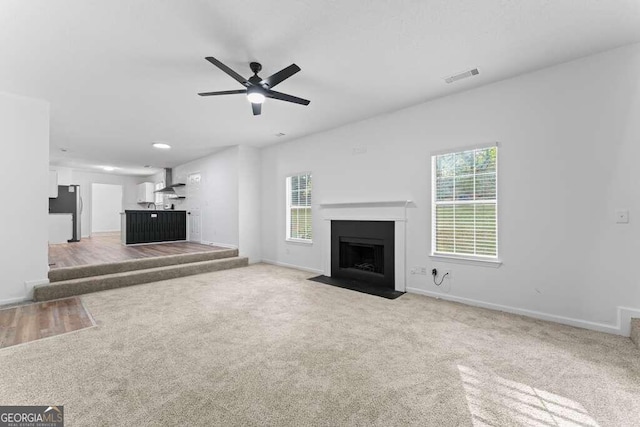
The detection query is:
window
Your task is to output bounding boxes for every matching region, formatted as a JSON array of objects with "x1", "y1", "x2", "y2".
[
  {"x1": 155, "y1": 181, "x2": 164, "y2": 205},
  {"x1": 286, "y1": 173, "x2": 312, "y2": 242},
  {"x1": 432, "y1": 145, "x2": 498, "y2": 259}
]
